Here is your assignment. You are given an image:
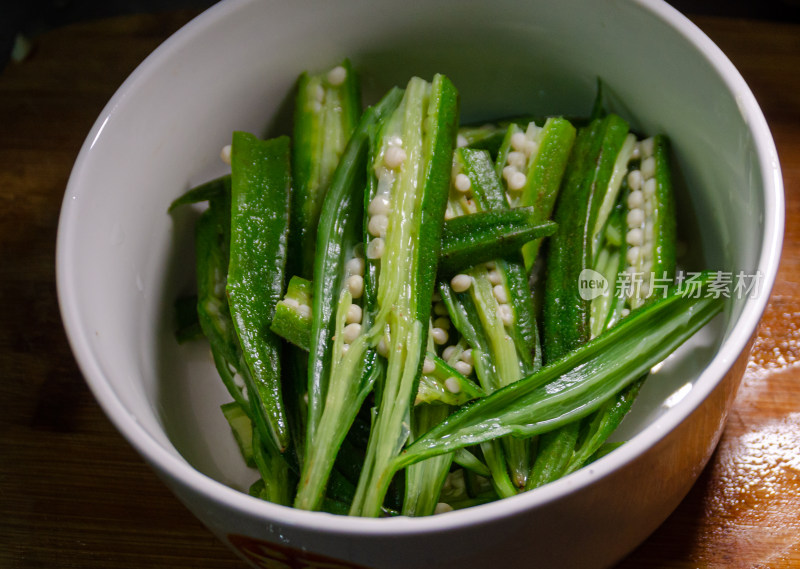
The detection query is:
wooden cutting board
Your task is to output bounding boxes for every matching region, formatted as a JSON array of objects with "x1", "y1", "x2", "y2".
[{"x1": 0, "y1": 10, "x2": 798, "y2": 569}]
